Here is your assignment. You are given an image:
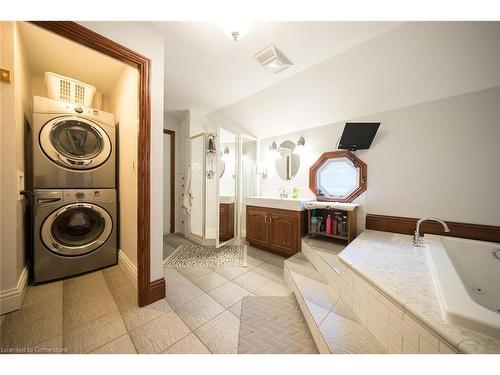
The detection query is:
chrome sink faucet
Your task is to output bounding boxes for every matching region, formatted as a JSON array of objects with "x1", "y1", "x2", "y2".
[
  {"x1": 278, "y1": 186, "x2": 288, "y2": 199},
  {"x1": 413, "y1": 217, "x2": 450, "y2": 247}
]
